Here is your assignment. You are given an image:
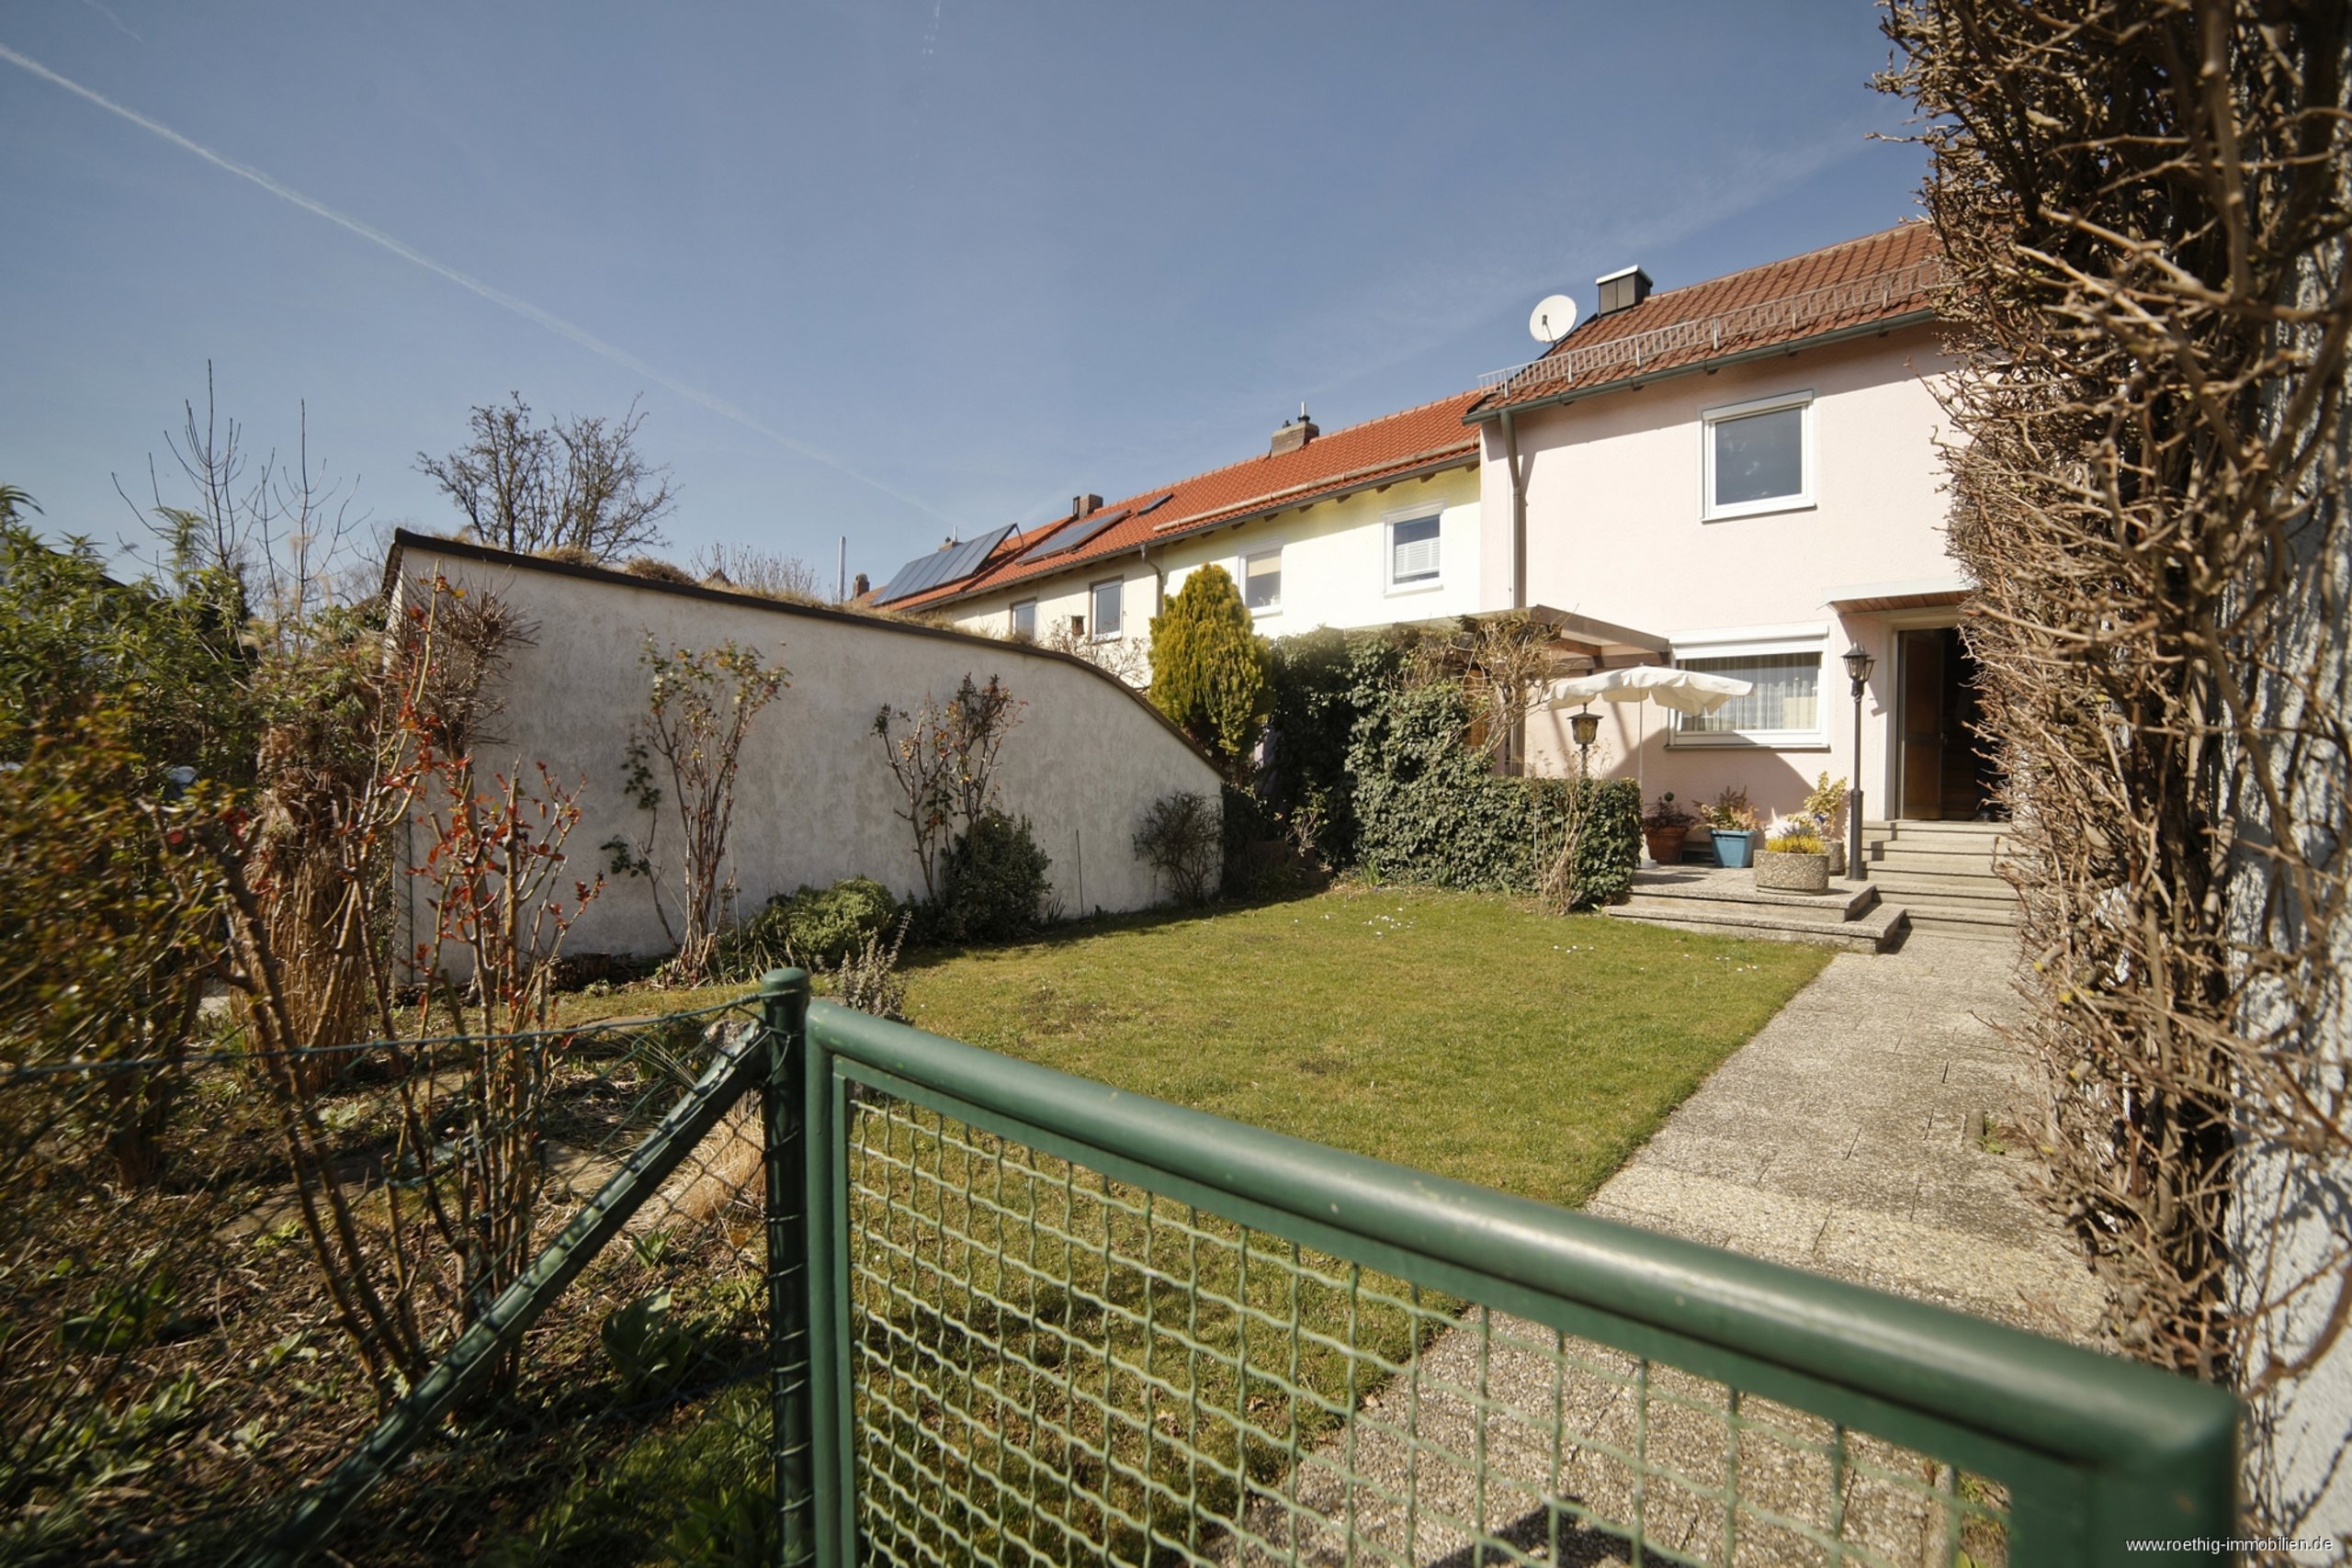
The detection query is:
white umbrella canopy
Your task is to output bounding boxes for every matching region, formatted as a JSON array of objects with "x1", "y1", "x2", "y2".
[
  {"x1": 1544, "y1": 666, "x2": 1757, "y2": 856},
  {"x1": 1546, "y1": 664, "x2": 1755, "y2": 716}
]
